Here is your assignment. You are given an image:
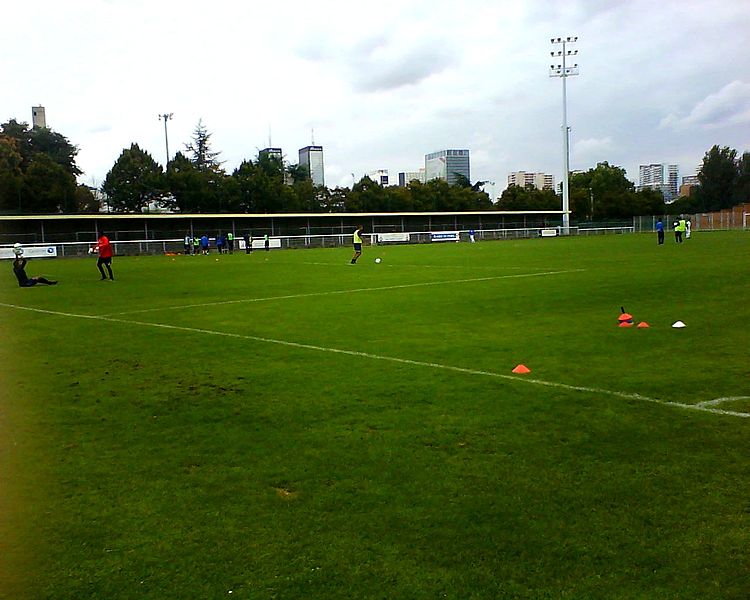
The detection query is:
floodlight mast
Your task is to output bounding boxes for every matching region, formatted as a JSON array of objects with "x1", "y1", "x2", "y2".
[
  {"x1": 158, "y1": 113, "x2": 173, "y2": 167},
  {"x1": 549, "y1": 36, "x2": 579, "y2": 234}
]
